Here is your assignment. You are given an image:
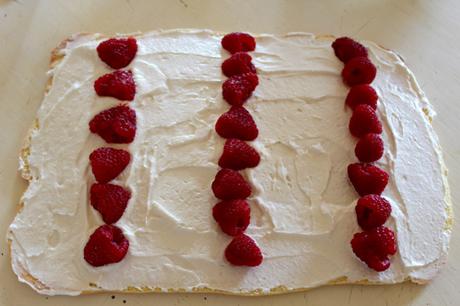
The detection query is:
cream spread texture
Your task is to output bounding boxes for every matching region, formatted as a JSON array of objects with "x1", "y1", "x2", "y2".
[{"x1": 8, "y1": 29, "x2": 451, "y2": 295}]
